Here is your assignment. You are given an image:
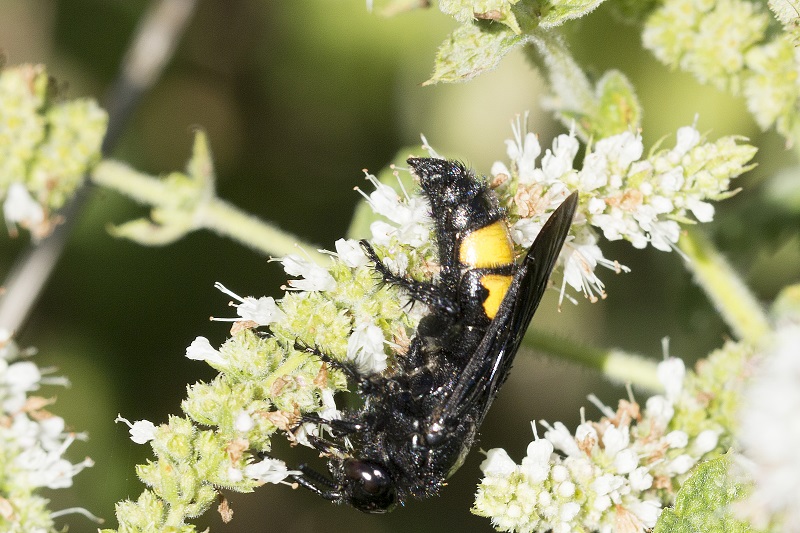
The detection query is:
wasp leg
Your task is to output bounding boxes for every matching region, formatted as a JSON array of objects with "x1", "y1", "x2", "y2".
[
  {"x1": 294, "y1": 340, "x2": 365, "y2": 381},
  {"x1": 291, "y1": 465, "x2": 343, "y2": 501},
  {"x1": 360, "y1": 240, "x2": 458, "y2": 315}
]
